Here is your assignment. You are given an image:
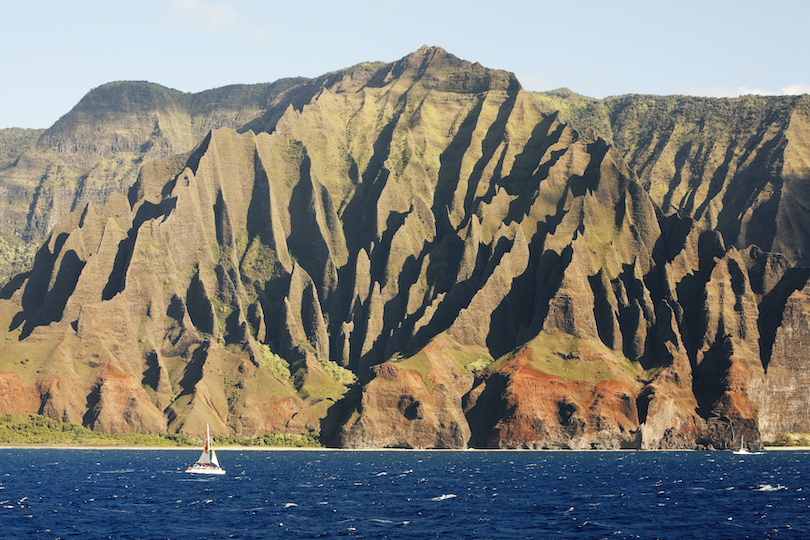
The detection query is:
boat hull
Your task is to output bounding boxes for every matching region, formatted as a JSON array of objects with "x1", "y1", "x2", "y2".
[
  {"x1": 186, "y1": 424, "x2": 226, "y2": 475},
  {"x1": 186, "y1": 464, "x2": 226, "y2": 475}
]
